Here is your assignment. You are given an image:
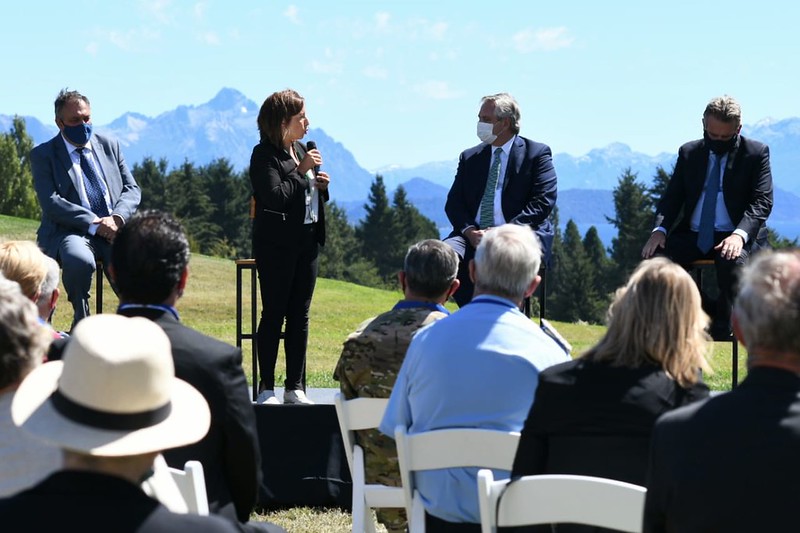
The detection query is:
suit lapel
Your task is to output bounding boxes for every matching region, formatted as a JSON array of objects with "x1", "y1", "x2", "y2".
[
  {"x1": 502, "y1": 136, "x2": 524, "y2": 192},
  {"x1": 91, "y1": 136, "x2": 121, "y2": 201},
  {"x1": 53, "y1": 135, "x2": 83, "y2": 194},
  {"x1": 687, "y1": 146, "x2": 710, "y2": 204}
]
